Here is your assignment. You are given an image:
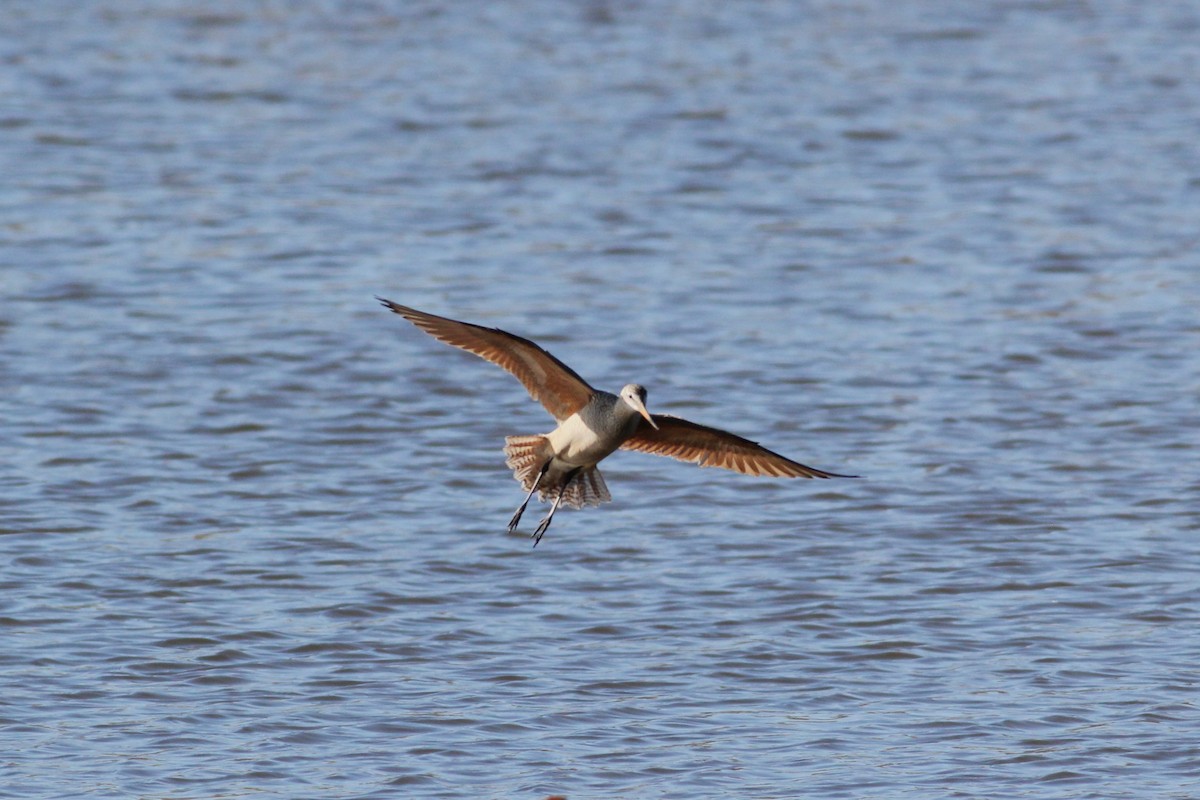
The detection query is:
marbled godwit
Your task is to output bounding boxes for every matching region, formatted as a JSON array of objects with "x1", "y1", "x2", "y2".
[{"x1": 379, "y1": 299, "x2": 856, "y2": 545}]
